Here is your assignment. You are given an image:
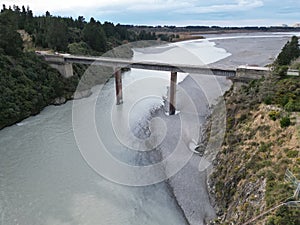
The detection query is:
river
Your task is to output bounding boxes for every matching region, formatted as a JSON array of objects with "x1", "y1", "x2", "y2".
[{"x1": 0, "y1": 32, "x2": 298, "y2": 225}]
